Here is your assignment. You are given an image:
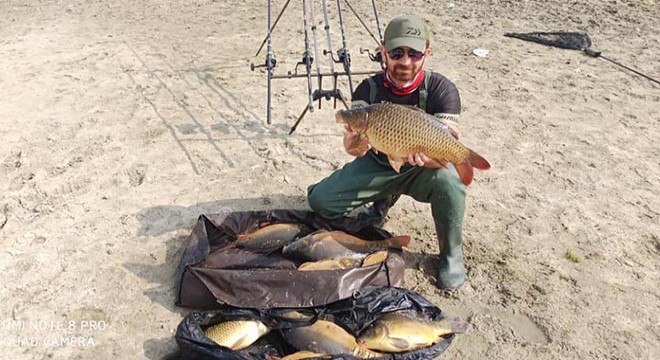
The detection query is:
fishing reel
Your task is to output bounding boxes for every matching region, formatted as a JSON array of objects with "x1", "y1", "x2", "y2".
[
  {"x1": 360, "y1": 47, "x2": 383, "y2": 64},
  {"x1": 324, "y1": 48, "x2": 352, "y2": 73},
  {"x1": 288, "y1": 50, "x2": 314, "y2": 76},
  {"x1": 324, "y1": 48, "x2": 351, "y2": 65},
  {"x1": 250, "y1": 54, "x2": 277, "y2": 71}
]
